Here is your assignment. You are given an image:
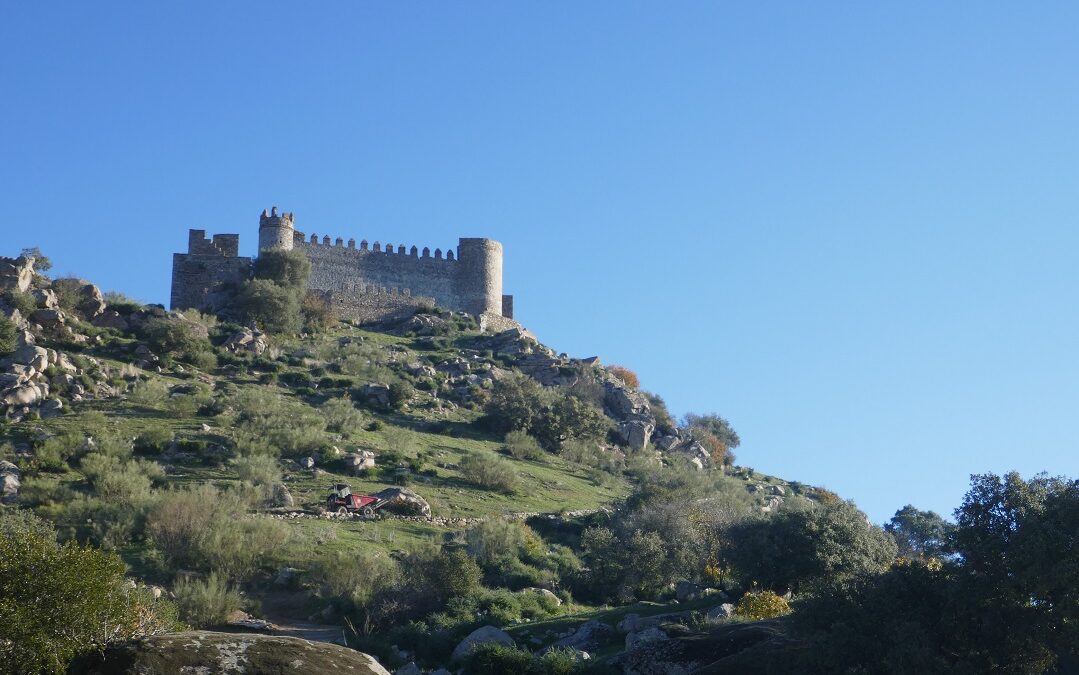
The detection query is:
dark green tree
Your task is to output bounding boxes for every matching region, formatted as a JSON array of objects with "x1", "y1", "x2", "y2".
[
  {"x1": 726, "y1": 500, "x2": 896, "y2": 594},
  {"x1": 885, "y1": 504, "x2": 953, "y2": 559}
]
